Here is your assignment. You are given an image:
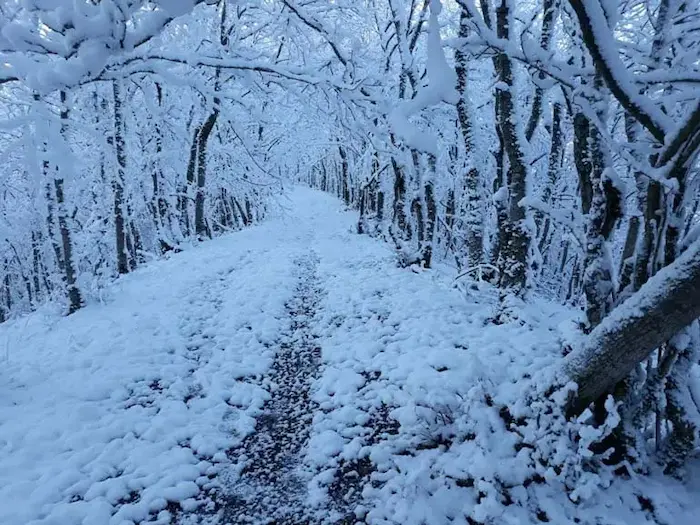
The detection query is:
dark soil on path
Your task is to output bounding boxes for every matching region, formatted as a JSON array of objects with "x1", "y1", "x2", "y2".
[{"x1": 218, "y1": 253, "x2": 323, "y2": 525}]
